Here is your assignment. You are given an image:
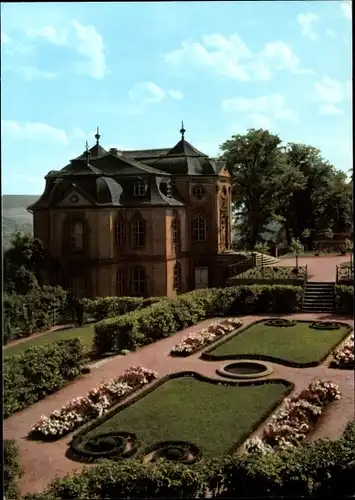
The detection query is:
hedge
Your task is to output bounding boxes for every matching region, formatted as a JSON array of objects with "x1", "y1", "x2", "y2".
[
  {"x1": 23, "y1": 420, "x2": 355, "y2": 499},
  {"x1": 4, "y1": 440, "x2": 22, "y2": 500},
  {"x1": 334, "y1": 285, "x2": 353, "y2": 315},
  {"x1": 3, "y1": 285, "x2": 68, "y2": 345},
  {"x1": 4, "y1": 339, "x2": 85, "y2": 418},
  {"x1": 81, "y1": 296, "x2": 164, "y2": 322},
  {"x1": 93, "y1": 285, "x2": 302, "y2": 355}
]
